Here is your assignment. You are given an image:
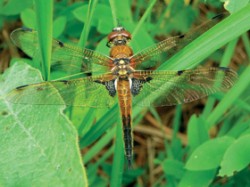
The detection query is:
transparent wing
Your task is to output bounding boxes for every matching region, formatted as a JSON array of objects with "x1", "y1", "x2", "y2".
[
  {"x1": 131, "y1": 14, "x2": 228, "y2": 69},
  {"x1": 10, "y1": 28, "x2": 113, "y2": 74},
  {"x1": 6, "y1": 73, "x2": 117, "y2": 108},
  {"x1": 132, "y1": 67, "x2": 238, "y2": 107}
]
